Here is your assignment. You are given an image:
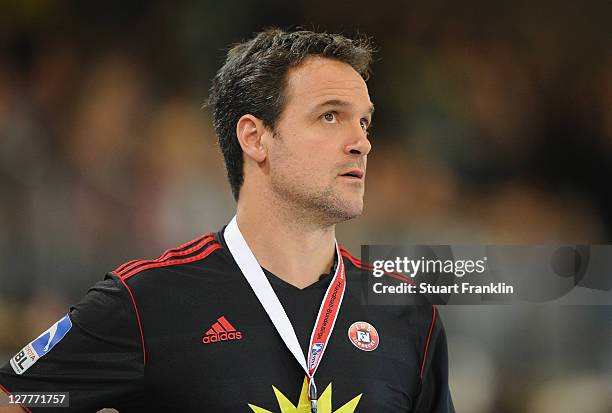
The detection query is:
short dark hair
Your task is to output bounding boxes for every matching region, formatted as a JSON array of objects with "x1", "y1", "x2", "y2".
[{"x1": 207, "y1": 28, "x2": 374, "y2": 201}]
